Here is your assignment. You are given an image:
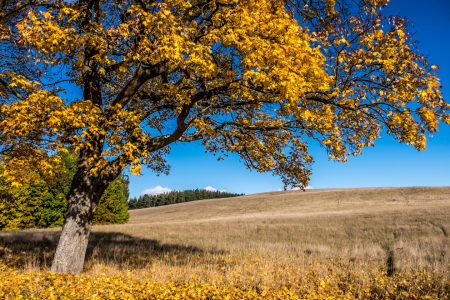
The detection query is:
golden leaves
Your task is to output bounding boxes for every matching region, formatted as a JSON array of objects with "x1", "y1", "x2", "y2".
[
  {"x1": 0, "y1": 254, "x2": 448, "y2": 299},
  {"x1": 0, "y1": 0, "x2": 448, "y2": 189}
]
